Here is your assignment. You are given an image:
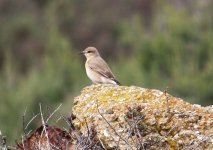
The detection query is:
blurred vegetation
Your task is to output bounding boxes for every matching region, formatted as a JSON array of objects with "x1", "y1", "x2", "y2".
[{"x1": 0, "y1": 0, "x2": 212, "y2": 144}]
